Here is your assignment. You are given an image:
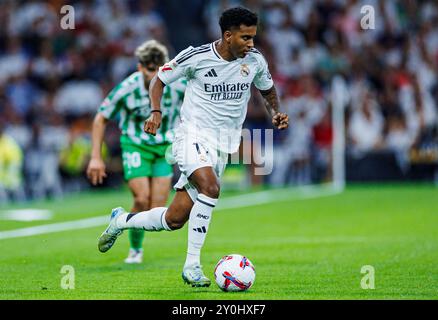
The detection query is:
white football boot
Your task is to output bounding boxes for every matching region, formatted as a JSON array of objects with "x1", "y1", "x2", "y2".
[
  {"x1": 182, "y1": 265, "x2": 211, "y2": 287},
  {"x1": 124, "y1": 249, "x2": 143, "y2": 264},
  {"x1": 98, "y1": 207, "x2": 125, "y2": 253}
]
